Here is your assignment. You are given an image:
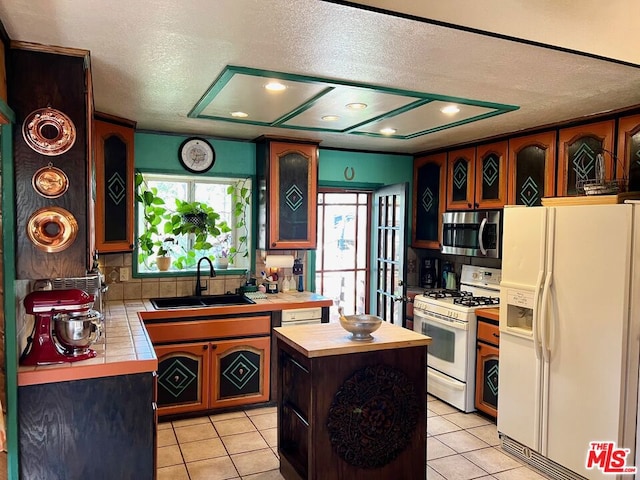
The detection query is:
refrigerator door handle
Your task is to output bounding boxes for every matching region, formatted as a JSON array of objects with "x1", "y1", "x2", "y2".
[
  {"x1": 533, "y1": 270, "x2": 544, "y2": 359},
  {"x1": 478, "y1": 218, "x2": 488, "y2": 255},
  {"x1": 540, "y1": 208, "x2": 556, "y2": 363}
]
